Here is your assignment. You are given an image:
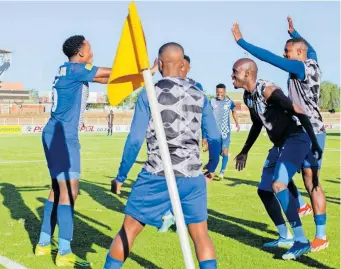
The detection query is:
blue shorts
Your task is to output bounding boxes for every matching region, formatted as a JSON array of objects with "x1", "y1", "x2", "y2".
[
  {"x1": 124, "y1": 169, "x2": 207, "y2": 228},
  {"x1": 302, "y1": 132, "x2": 326, "y2": 169},
  {"x1": 42, "y1": 132, "x2": 80, "y2": 181},
  {"x1": 222, "y1": 133, "x2": 231, "y2": 149},
  {"x1": 259, "y1": 131, "x2": 311, "y2": 192}
]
